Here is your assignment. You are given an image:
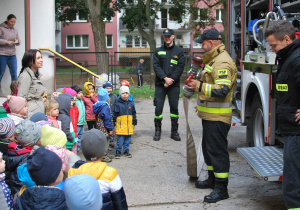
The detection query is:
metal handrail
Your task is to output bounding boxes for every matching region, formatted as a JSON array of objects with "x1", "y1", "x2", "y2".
[{"x1": 39, "y1": 48, "x2": 105, "y2": 81}]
